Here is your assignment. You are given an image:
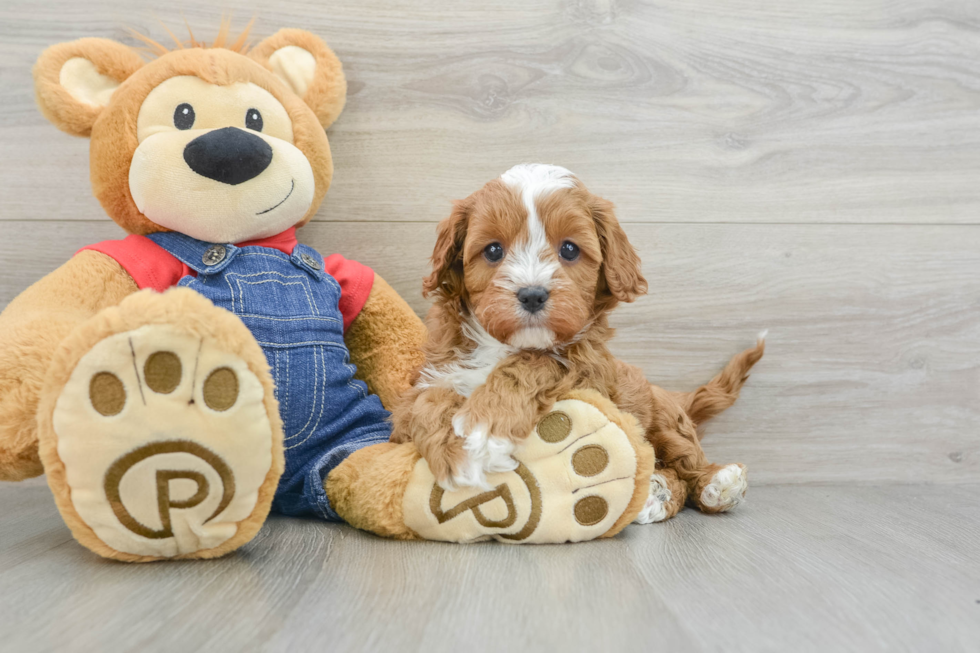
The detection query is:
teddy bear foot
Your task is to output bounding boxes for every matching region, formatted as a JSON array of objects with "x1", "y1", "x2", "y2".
[
  {"x1": 327, "y1": 390, "x2": 656, "y2": 543},
  {"x1": 35, "y1": 289, "x2": 284, "y2": 561}
]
